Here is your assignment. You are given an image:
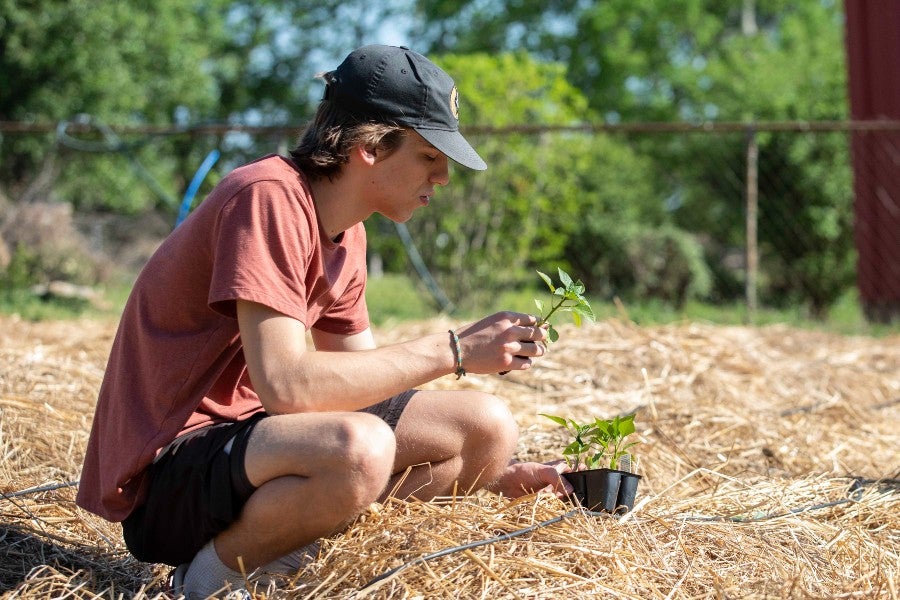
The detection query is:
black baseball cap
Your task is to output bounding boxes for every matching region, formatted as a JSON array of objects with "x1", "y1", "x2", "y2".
[{"x1": 323, "y1": 45, "x2": 487, "y2": 171}]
